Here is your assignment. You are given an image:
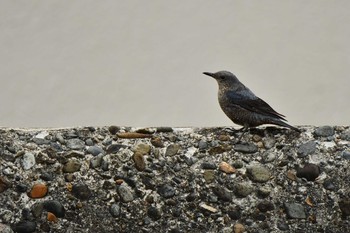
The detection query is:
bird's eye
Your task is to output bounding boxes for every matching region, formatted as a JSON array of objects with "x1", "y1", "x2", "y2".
[{"x1": 219, "y1": 76, "x2": 225, "y2": 80}]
